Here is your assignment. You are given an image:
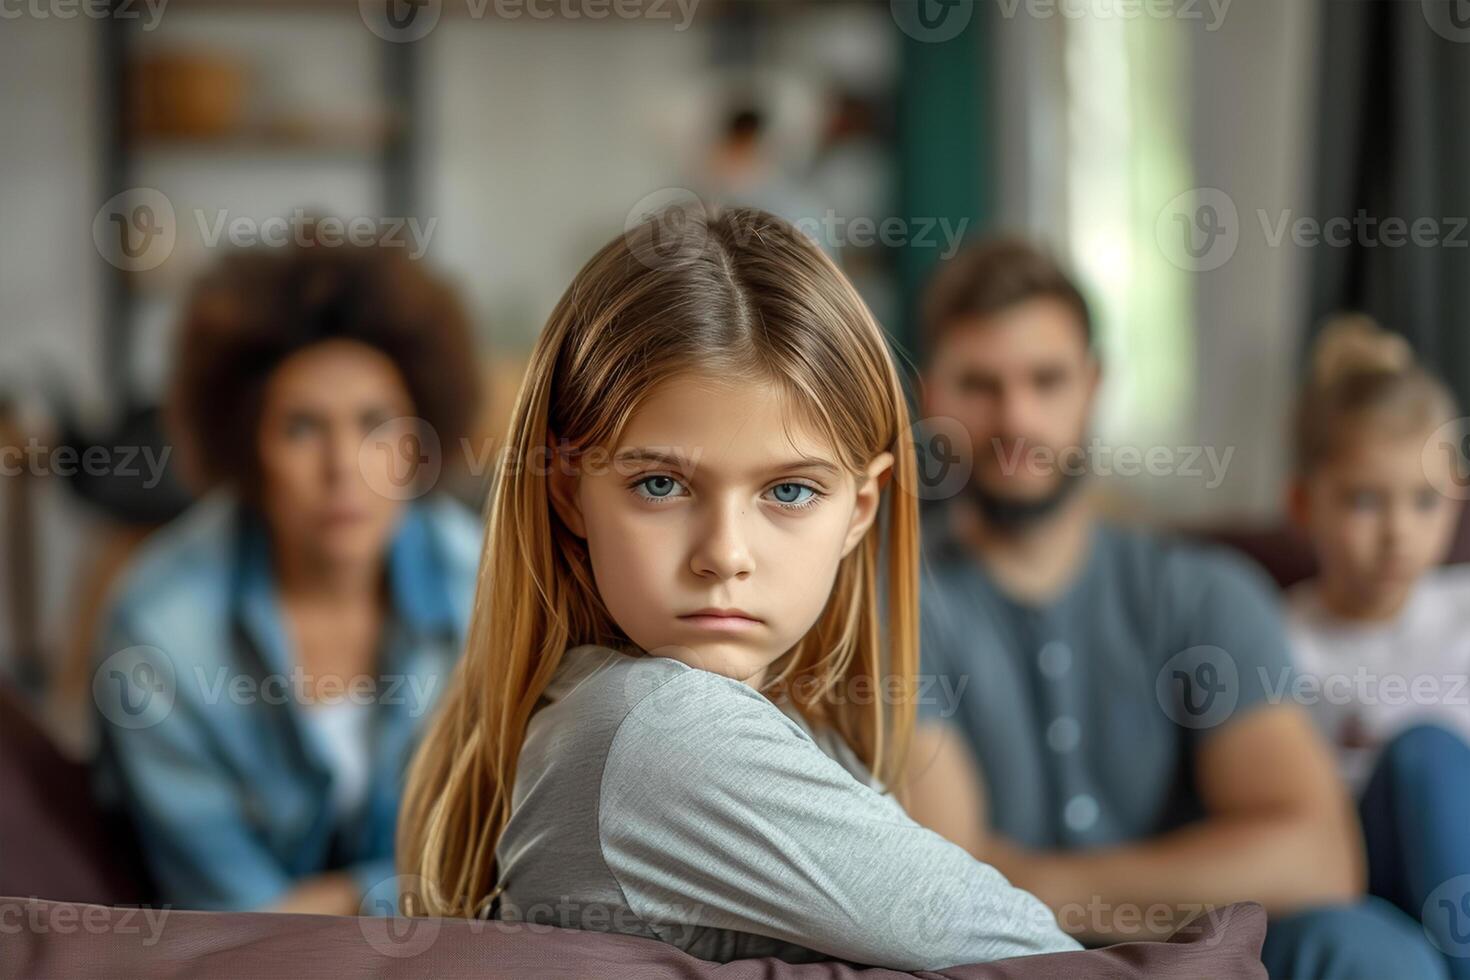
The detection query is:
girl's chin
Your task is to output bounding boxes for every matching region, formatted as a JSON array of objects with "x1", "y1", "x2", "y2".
[{"x1": 649, "y1": 642, "x2": 778, "y2": 684}]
